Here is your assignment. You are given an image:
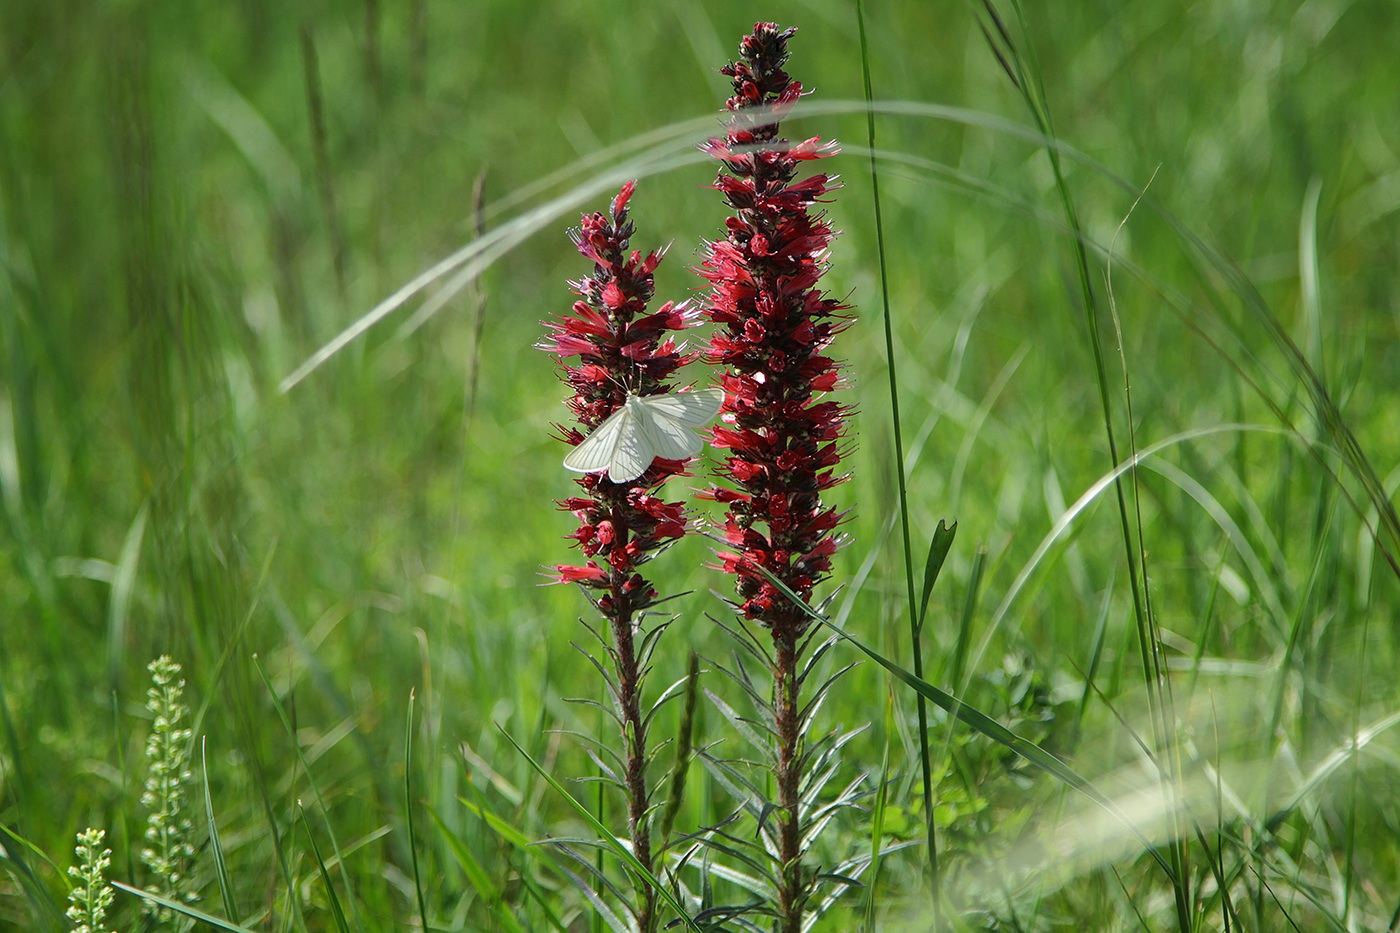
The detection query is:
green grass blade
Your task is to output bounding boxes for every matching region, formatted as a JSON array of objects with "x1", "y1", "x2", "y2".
[
  {"x1": 403, "y1": 690, "x2": 430, "y2": 933},
  {"x1": 499, "y1": 727, "x2": 702, "y2": 933},
  {"x1": 113, "y1": 880, "x2": 261, "y2": 932},
  {"x1": 297, "y1": 803, "x2": 352, "y2": 933},
  {"x1": 251, "y1": 654, "x2": 363, "y2": 932},
  {"x1": 974, "y1": 4, "x2": 1190, "y2": 925},
  {"x1": 947, "y1": 542, "x2": 984, "y2": 692},
  {"x1": 425, "y1": 806, "x2": 528, "y2": 933},
  {"x1": 853, "y1": 0, "x2": 939, "y2": 908},
  {"x1": 201, "y1": 737, "x2": 239, "y2": 922},
  {"x1": 0, "y1": 823, "x2": 63, "y2": 927},
  {"x1": 455, "y1": 795, "x2": 603, "y2": 933},
  {"x1": 106, "y1": 502, "x2": 147, "y2": 695},
  {"x1": 916, "y1": 521, "x2": 958, "y2": 637},
  {"x1": 457, "y1": 795, "x2": 539, "y2": 852},
  {"x1": 0, "y1": 668, "x2": 37, "y2": 874}
]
